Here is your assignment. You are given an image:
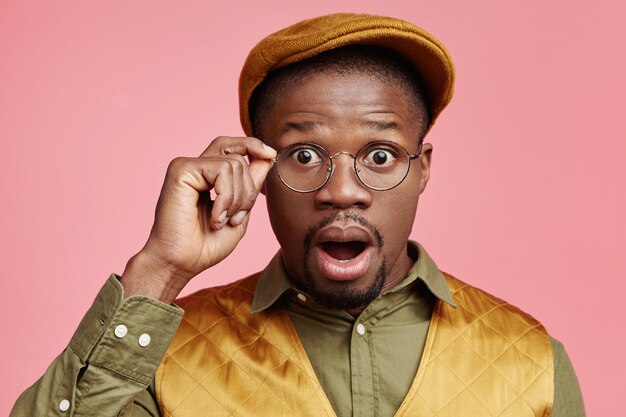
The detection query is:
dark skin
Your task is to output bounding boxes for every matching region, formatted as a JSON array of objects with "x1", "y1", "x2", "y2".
[
  {"x1": 121, "y1": 70, "x2": 432, "y2": 316},
  {"x1": 262, "y1": 71, "x2": 432, "y2": 314}
]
